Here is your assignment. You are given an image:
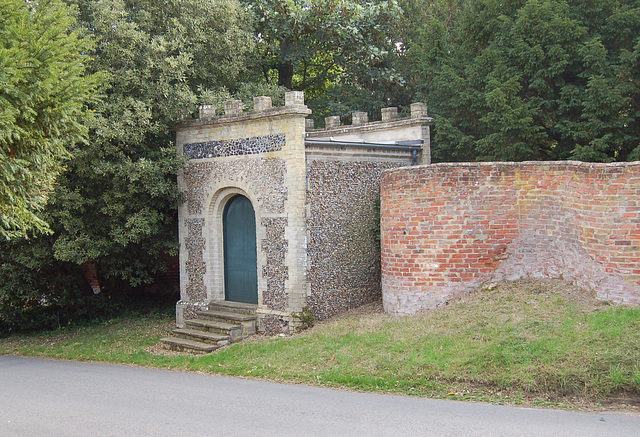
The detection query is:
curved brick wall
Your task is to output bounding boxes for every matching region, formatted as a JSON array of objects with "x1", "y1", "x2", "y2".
[{"x1": 381, "y1": 161, "x2": 640, "y2": 316}]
